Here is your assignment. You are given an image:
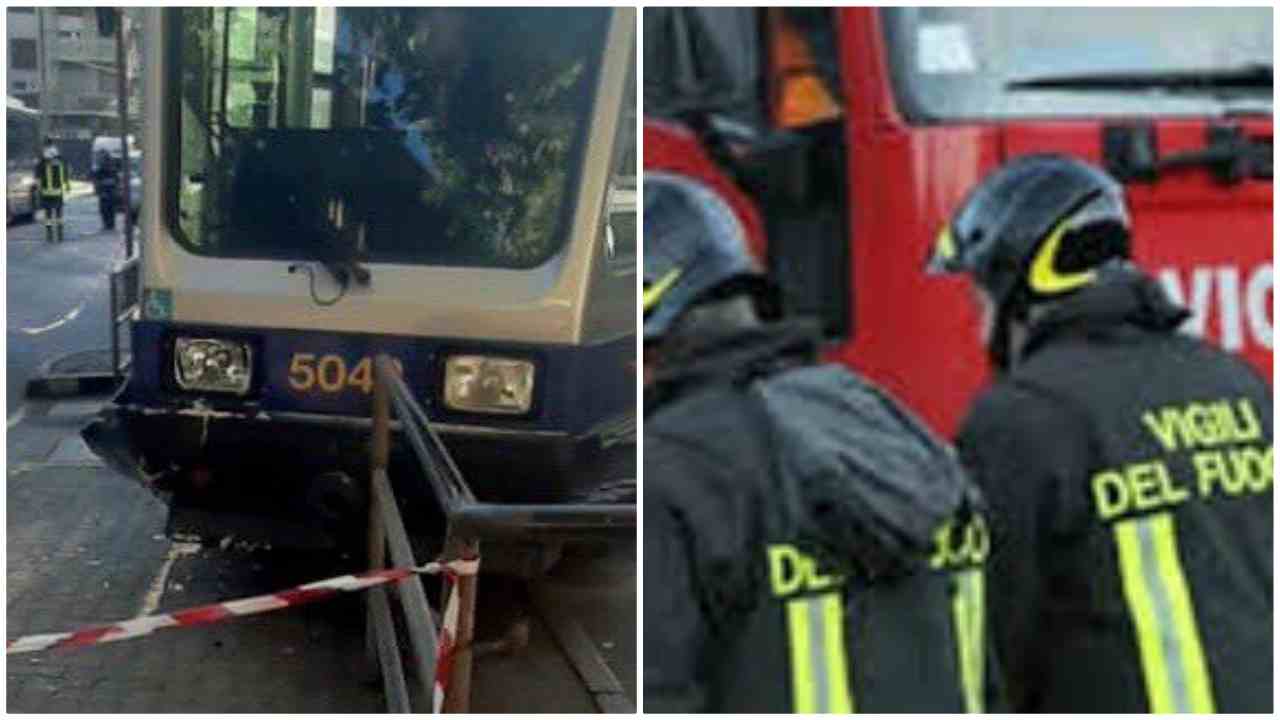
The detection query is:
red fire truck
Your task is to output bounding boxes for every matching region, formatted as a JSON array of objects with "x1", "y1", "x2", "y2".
[{"x1": 645, "y1": 7, "x2": 1273, "y2": 435}]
